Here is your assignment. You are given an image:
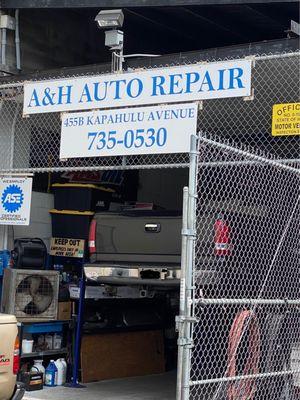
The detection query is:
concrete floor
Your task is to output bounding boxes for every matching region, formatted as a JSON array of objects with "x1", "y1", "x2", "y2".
[{"x1": 24, "y1": 372, "x2": 176, "y2": 400}]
